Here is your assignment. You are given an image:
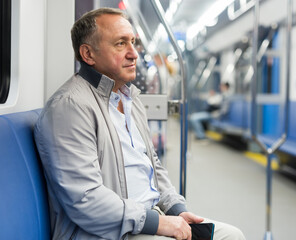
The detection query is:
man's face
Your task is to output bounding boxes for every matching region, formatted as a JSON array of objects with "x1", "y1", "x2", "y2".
[{"x1": 91, "y1": 14, "x2": 138, "y2": 89}]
